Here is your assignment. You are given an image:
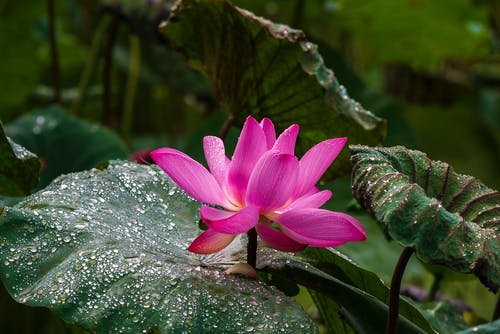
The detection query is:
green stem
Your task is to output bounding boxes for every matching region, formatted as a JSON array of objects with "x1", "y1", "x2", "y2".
[
  {"x1": 218, "y1": 117, "x2": 234, "y2": 140},
  {"x1": 426, "y1": 273, "x2": 442, "y2": 302},
  {"x1": 292, "y1": 0, "x2": 305, "y2": 28},
  {"x1": 121, "y1": 35, "x2": 141, "y2": 144},
  {"x1": 246, "y1": 228, "x2": 257, "y2": 269},
  {"x1": 102, "y1": 15, "x2": 119, "y2": 126},
  {"x1": 47, "y1": 0, "x2": 61, "y2": 103},
  {"x1": 71, "y1": 15, "x2": 113, "y2": 115},
  {"x1": 493, "y1": 293, "x2": 500, "y2": 321},
  {"x1": 386, "y1": 247, "x2": 414, "y2": 334}
]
